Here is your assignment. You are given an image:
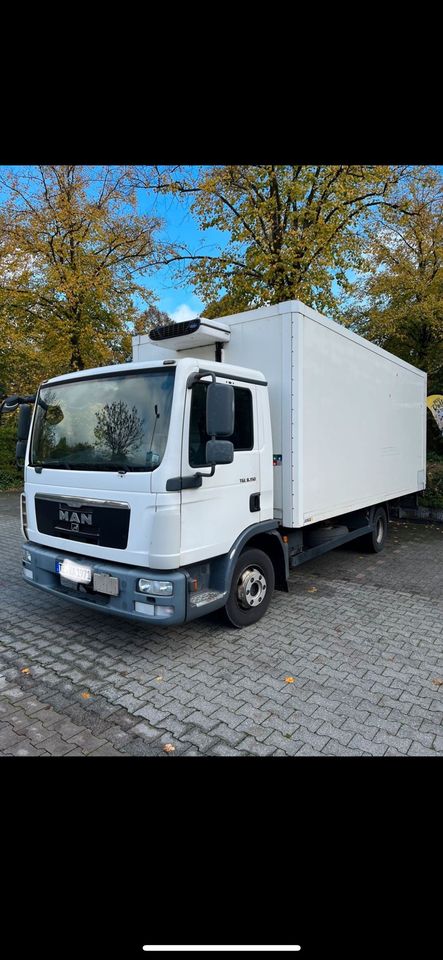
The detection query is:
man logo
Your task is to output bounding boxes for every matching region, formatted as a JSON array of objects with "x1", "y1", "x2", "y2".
[{"x1": 59, "y1": 509, "x2": 93, "y2": 527}]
